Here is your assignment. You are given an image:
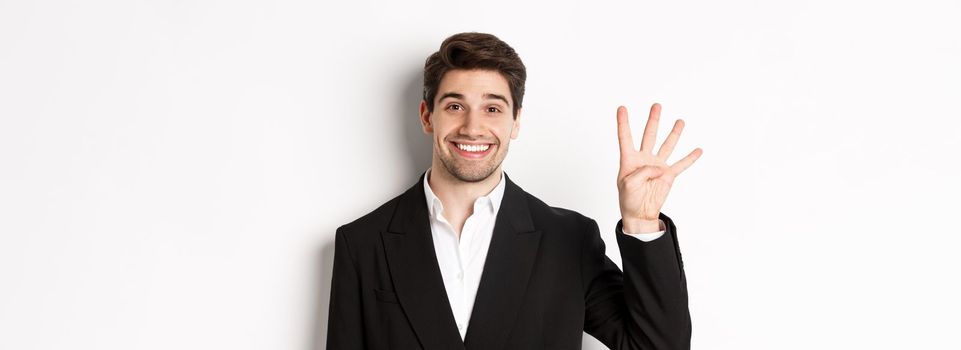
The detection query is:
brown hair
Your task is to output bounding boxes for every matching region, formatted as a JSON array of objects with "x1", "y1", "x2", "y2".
[{"x1": 423, "y1": 32, "x2": 527, "y2": 118}]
